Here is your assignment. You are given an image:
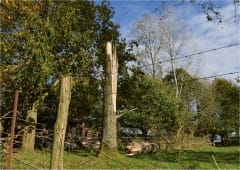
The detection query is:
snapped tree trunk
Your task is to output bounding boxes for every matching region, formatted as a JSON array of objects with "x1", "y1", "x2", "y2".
[
  {"x1": 100, "y1": 42, "x2": 118, "y2": 154},
  {"x1": 50, "y1": 76, "x2": 71, "y2": 170},
  {"x1": 22, "y1": 103, "x2": 38, "y2": 152}
]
